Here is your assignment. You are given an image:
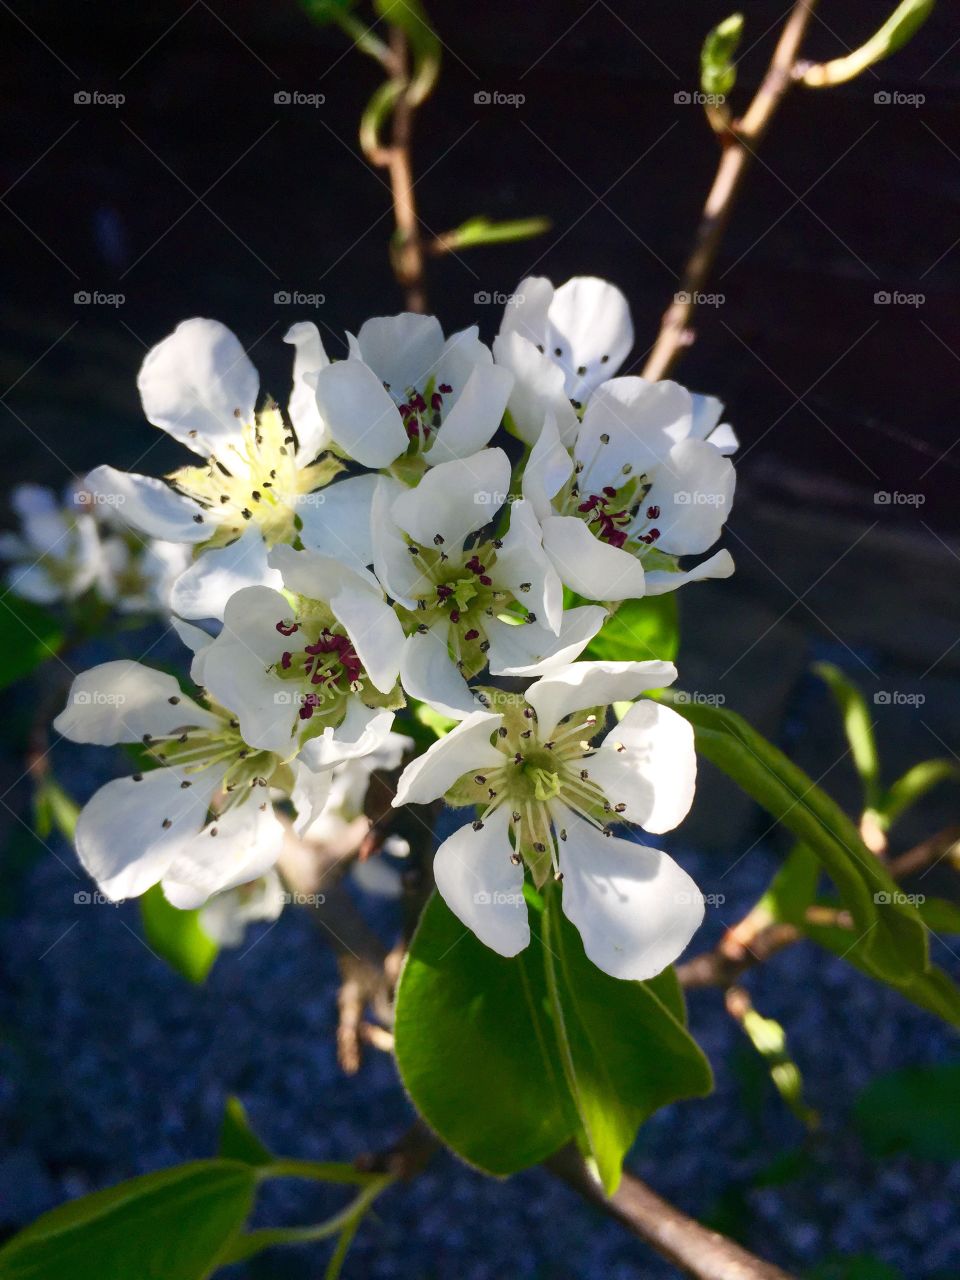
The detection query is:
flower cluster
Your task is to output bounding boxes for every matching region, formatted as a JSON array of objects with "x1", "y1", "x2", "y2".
[{"x1": 41, "y1": 275, "x2": 737, "y2": 979}]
